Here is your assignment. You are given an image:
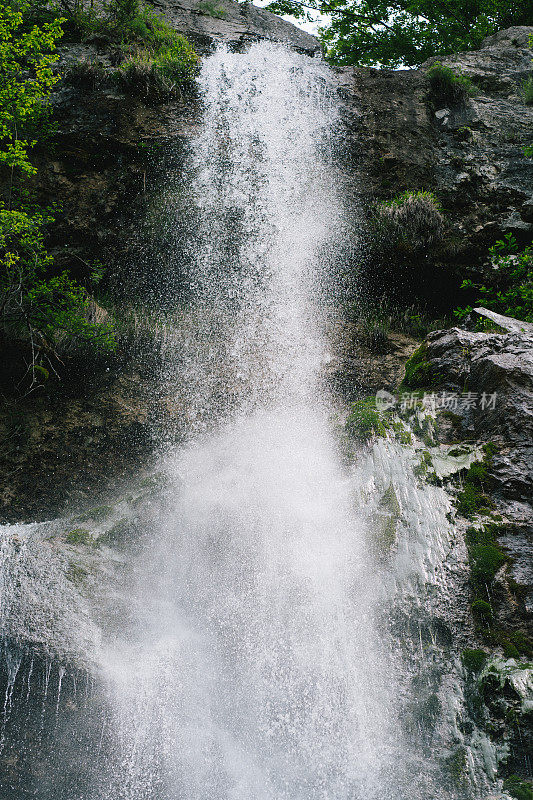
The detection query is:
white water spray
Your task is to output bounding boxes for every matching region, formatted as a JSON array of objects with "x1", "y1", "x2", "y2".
[{"x1": 96, "y1": 43, "x2": 410, "y2": 800}]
